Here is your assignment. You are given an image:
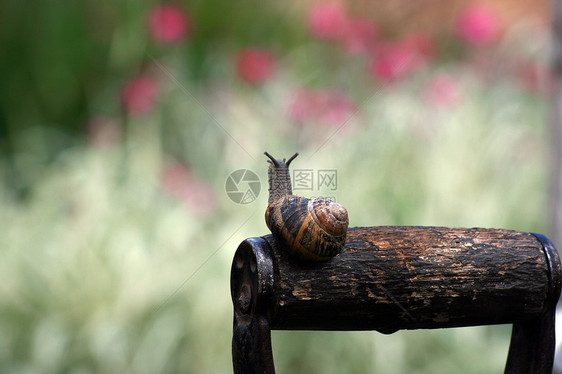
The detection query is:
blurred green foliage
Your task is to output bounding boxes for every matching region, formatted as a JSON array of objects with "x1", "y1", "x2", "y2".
[
  {"x1": 0, "y1": 0, "x2": 552, "y2": 373},
  {"x1": 0, "y1": 0, "x2": 303, "y2": 194}
]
